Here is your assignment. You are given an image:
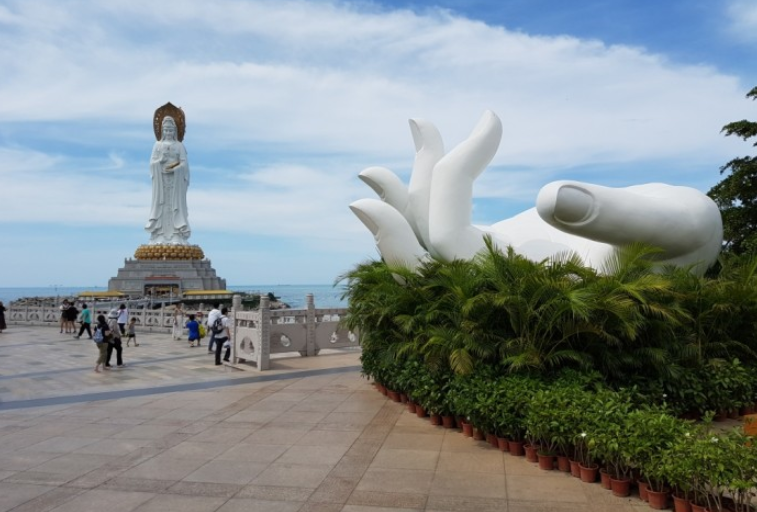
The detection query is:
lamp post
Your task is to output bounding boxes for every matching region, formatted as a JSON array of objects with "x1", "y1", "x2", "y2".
[{"x1": 51, "y1": 284, "x2": 62, "y2": 306}]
